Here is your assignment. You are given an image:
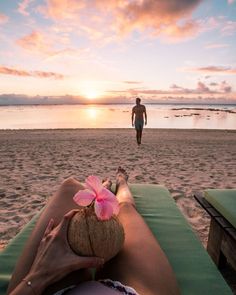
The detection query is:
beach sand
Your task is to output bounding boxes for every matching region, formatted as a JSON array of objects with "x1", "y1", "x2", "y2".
[{"x1": 0, "y1": 129, "x2": 236, "y2": 291}]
